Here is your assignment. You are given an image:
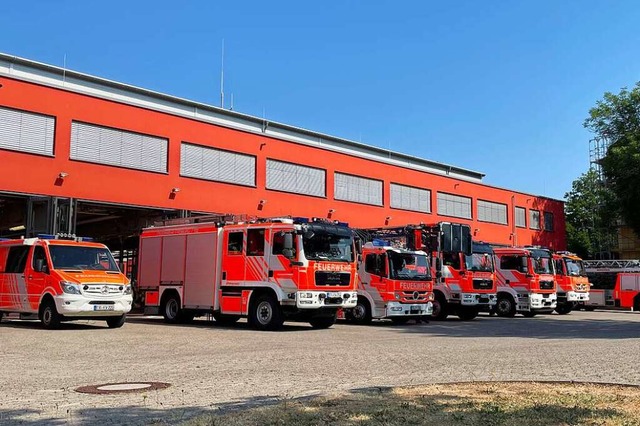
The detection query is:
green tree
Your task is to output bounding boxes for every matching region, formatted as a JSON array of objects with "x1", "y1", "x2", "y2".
[
  {"x1": 564, "y1": 169, "x2": 617, "y2": 258},
  {"x1": 584, "y1": 82, "x2": 640, "y2": 238}
]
